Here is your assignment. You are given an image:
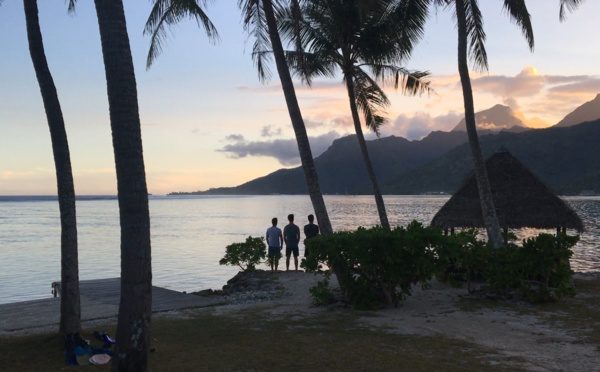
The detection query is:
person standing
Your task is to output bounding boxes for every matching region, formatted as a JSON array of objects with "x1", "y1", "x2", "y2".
[
  {"x1": 266, "y1": 217, "x2": 283, "y2": 272},
  {"x1": 303, "y1": 214, "x2": 320, "y2": 257},
  {"x1": 283, "y1": 214, "x2": 301, "y2": 271}
]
